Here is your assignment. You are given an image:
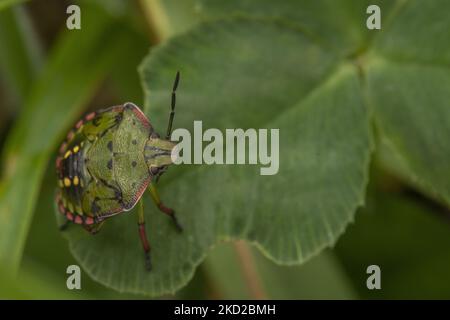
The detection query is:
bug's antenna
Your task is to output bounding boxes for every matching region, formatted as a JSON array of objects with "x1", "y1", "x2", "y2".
[{"x1": 166, "y1": 71, "x2": 180, "y2": 140}]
